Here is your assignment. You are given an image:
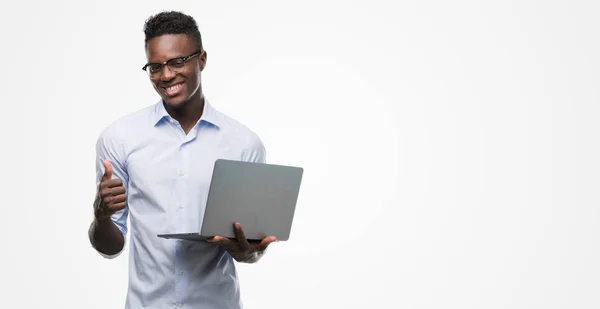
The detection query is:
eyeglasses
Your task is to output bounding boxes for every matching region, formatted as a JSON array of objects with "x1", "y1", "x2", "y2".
[{"x1": 142, "y1": 50, "x2": 202, "y2": 79}]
